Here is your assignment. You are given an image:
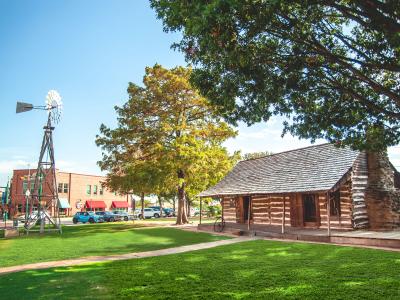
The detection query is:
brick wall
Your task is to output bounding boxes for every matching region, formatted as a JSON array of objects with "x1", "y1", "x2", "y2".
[{"x1": 10, "y1": 169, "x2": 128, "y2": 217}]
